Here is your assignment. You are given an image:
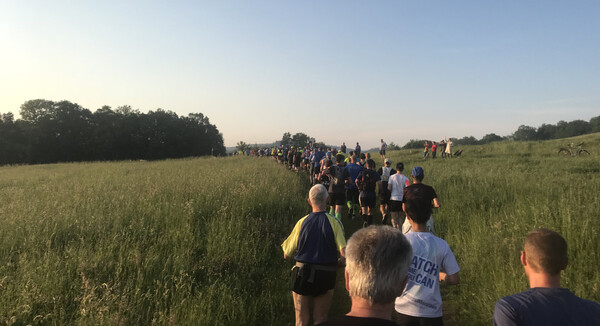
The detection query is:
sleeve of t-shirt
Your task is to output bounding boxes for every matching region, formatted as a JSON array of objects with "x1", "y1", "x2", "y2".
[
  {"x1": 441, "y1": 242, "x2": 460, "y2": 276},
  {"x1": 281, "y1": 217, "x2": 306, "y2": 258},
  {"x1": 492, "y1": 299, "x2": 520, "y2": 326},
  {"x1": 430, "y1": 186, "x2": 438, "y2": 200},
  {"x1": 327, "y1": 215, "x2": 347, "y2": 251}
]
